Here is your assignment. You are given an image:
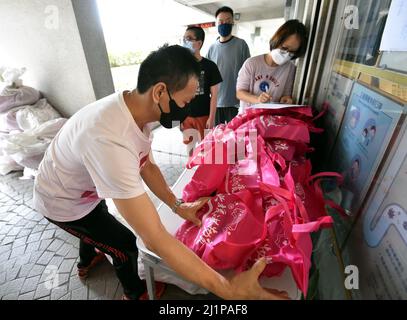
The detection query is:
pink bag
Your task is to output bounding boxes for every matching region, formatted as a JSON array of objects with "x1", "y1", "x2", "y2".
[
  {"x1": 266, "y1": 139, "x2": 314, "y2": 162},
  {"x1": 287, "y1": 160, "x2": 347, "y2": 225},
  {"x1": 217, "y1": 135, "x2": 281, "y2": 194},
  {"x1": 227, "y1": 107, "x2": 314, "y2": 131},
  {"x1": 176, "y1": 190, "x2": 266, "y2": 270},
  {"x1": 245, "y1": 186, "x2": 313, "y2": 296},
  {"x1": 187, "y1": 124, "x2": 236, "y2": 169},
  {"x1": 218, "y1": 159, "x2": 260, "y2": 194},
  {"x1": 182, "y1": 163, "x2": 228, "y2": 202},
  {"x1": 263, "y1": 183, "x2": 316, "y2": 294},
  {"x1": 254, "y1": 115, "x2": 311, "y2": 143},
  {"x1": 179, "y1": 106, "x2": 344, "y2": 296}
]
